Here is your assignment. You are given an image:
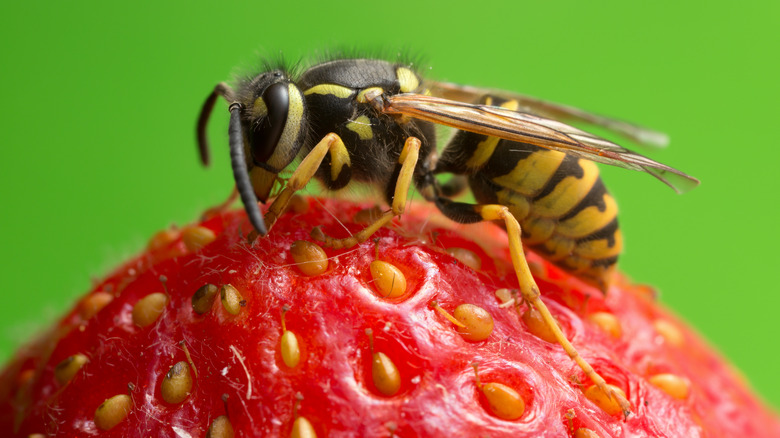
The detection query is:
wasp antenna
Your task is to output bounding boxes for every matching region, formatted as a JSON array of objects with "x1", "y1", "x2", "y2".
[
  {"x1": 197, "y1": 82, "x2": 234, "y2": 167},
  {"x1": 228, "y1": 103, "x2": 268, "y2": 236}
]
